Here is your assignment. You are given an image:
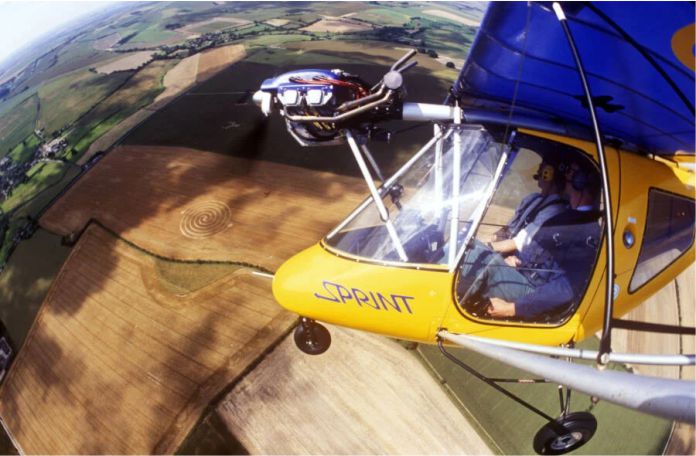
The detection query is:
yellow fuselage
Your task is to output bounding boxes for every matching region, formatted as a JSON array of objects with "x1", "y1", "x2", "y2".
[{"x1": 273, "y1": 130, "x2": 695, "y2": 346}]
